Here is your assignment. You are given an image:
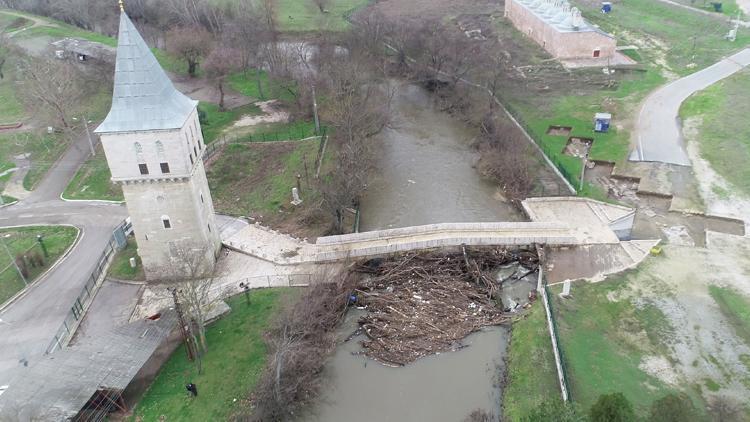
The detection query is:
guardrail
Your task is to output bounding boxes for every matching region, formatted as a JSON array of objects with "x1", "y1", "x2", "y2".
[{"x1": 45, "y1": 220, "x2": 129, "y2": 354}]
